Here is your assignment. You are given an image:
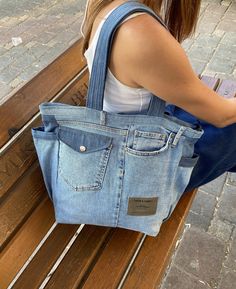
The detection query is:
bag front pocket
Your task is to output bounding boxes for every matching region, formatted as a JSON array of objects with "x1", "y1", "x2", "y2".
[
  {"x1": 126, "y1": 129, "x2": 173, "y2": 156},
  {"x1": 57, "y1": 126, "x2": 113, "y2": 191}
]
